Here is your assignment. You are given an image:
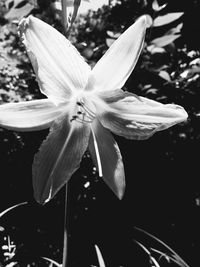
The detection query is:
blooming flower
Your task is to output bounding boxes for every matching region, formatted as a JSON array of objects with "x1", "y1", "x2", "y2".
[{"x1": 0, "y1": 15, "x2": 188, "y2": 204}]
